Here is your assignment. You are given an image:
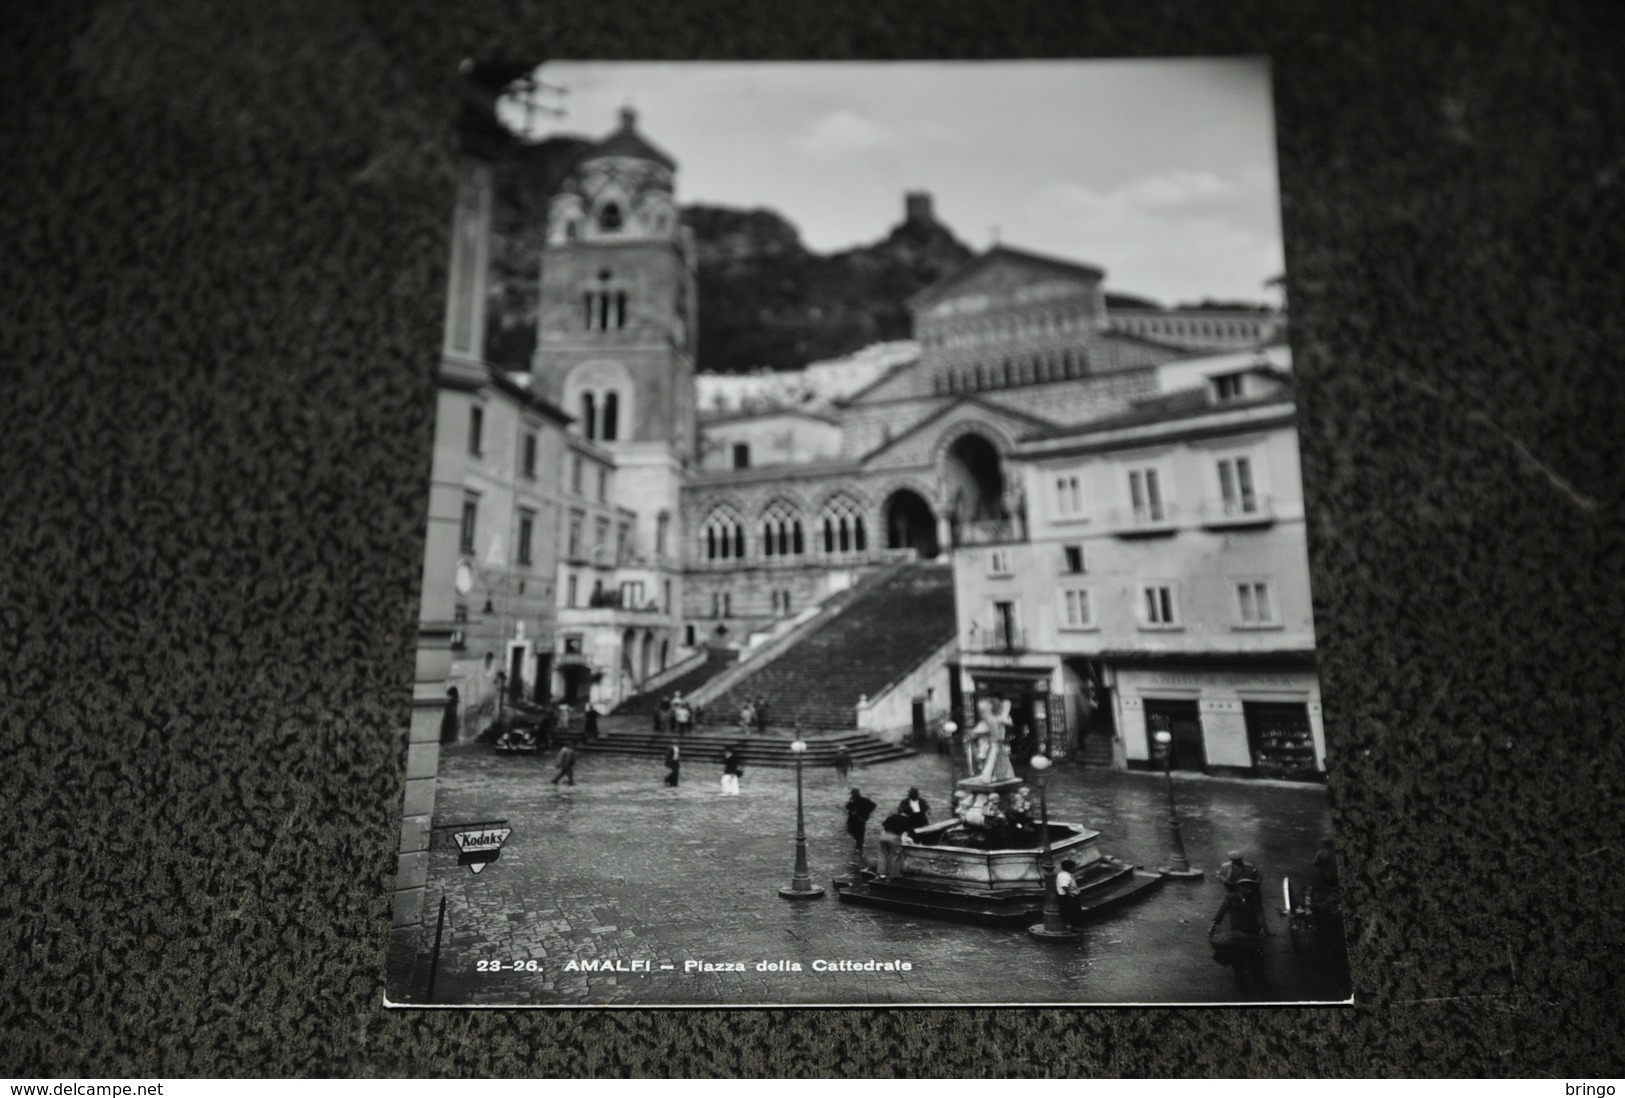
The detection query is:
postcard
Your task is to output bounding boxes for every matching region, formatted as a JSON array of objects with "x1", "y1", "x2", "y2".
[{"x1": 385, "y1": 59, "x2": 1351, "y2": 1006}]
